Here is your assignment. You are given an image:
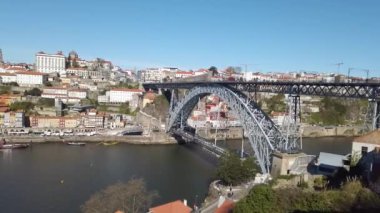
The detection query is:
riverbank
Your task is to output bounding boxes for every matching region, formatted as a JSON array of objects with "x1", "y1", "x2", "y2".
[
  {"x1": 302, "y1": 125, "x2": 365, "y2": 137},
  {"x1": 1, "y1": 132, "x2": 177, "y2": 145}
]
